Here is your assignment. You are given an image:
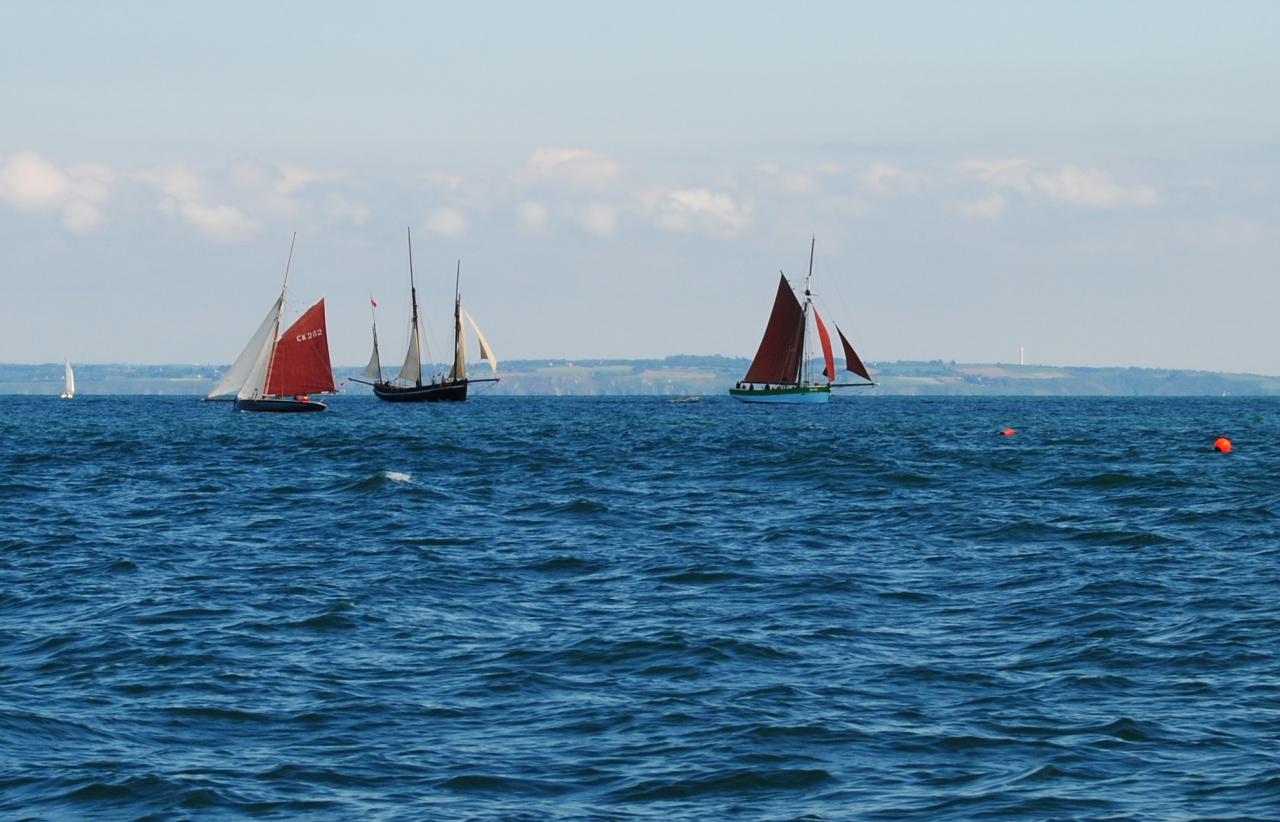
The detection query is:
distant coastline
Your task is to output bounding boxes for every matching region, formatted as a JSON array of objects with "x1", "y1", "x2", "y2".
[{"x1": 3, "y1": 358, "x2": 1279, "y2": 397}]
